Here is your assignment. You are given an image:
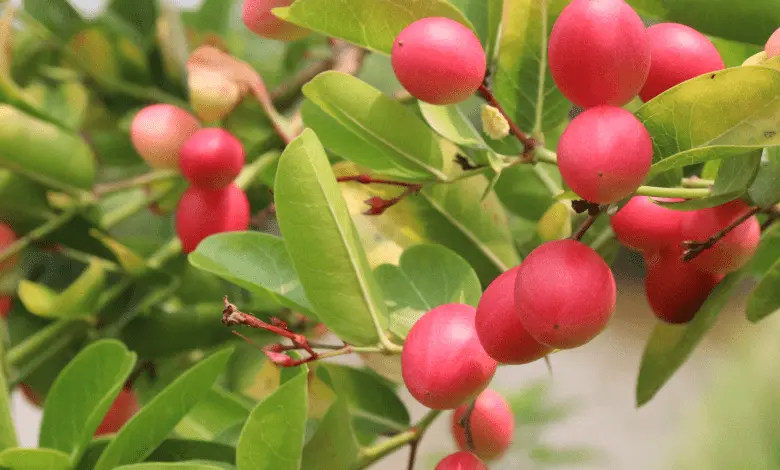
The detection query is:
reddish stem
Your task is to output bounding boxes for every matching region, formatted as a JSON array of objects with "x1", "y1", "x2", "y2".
[
  {"x1": 682, "y1": 206, "x2": 761, "y2": 262},
  {"x1": 337, "y1": 174, "x2": 423, "y2": 215},
  {"x1": 478, "y1": 84, "x2": 537, "y2": 154},
  {"x1": 222, "y1": 296, "x2": 315, "y2": 356}
]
